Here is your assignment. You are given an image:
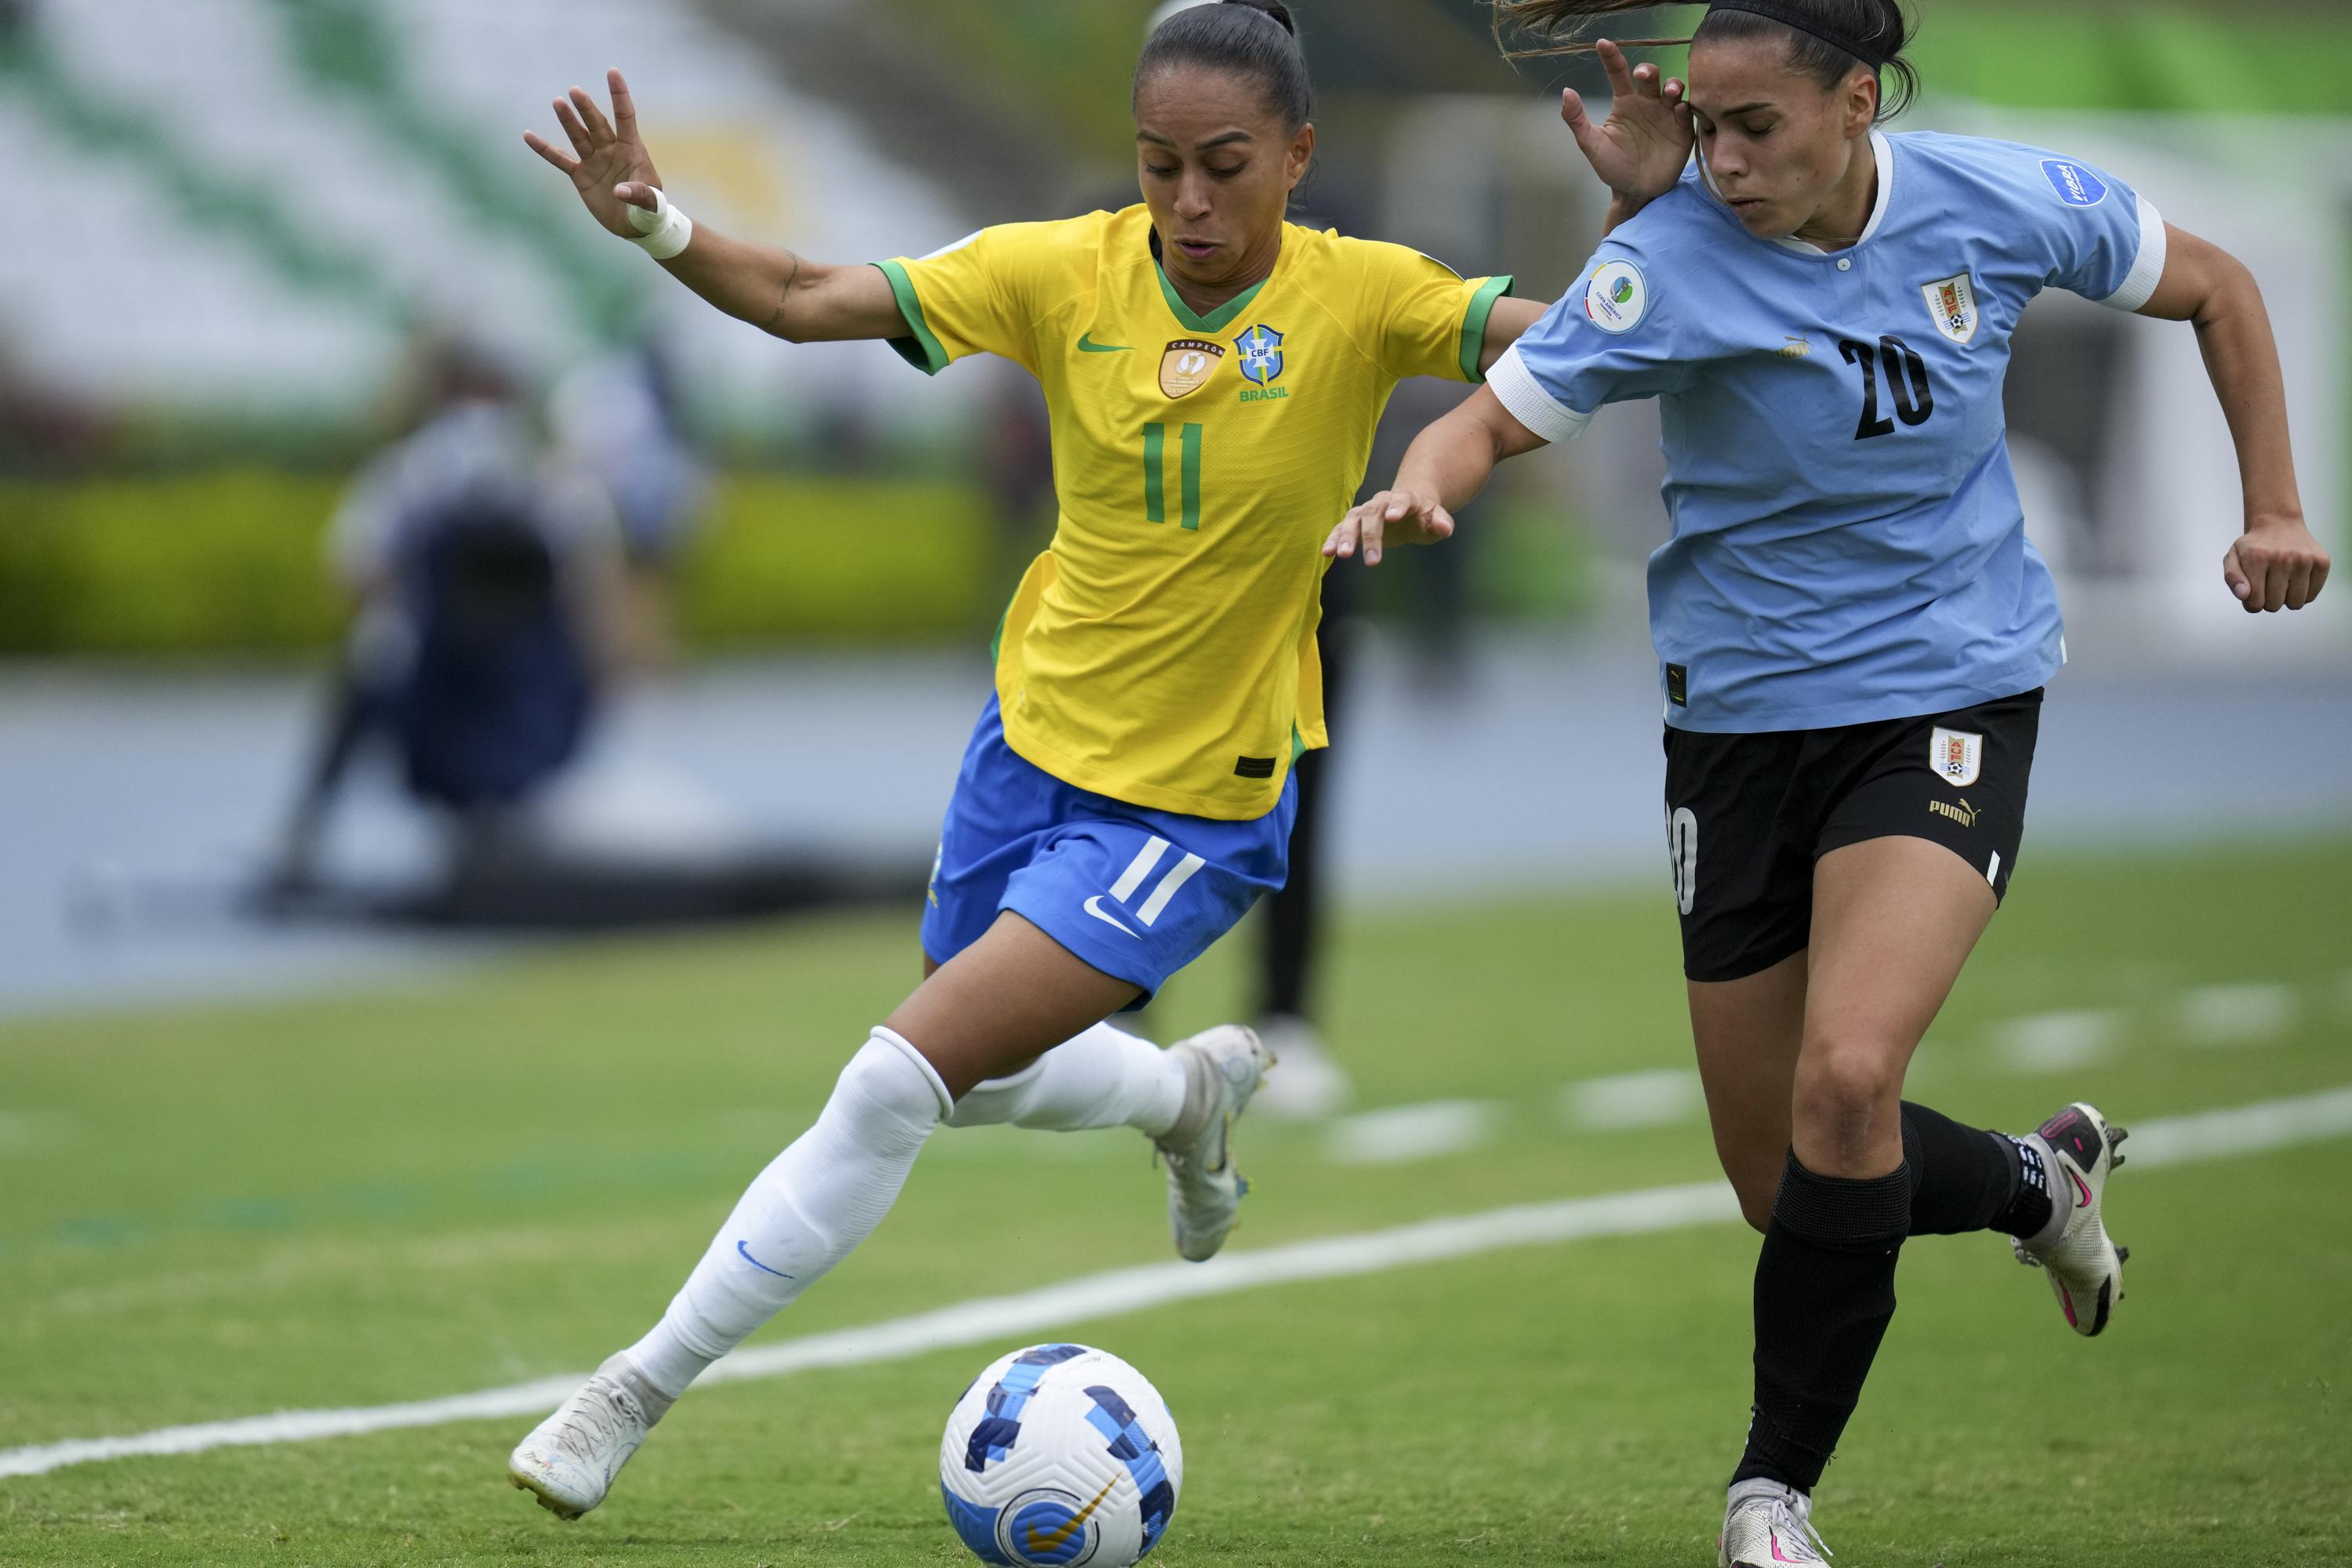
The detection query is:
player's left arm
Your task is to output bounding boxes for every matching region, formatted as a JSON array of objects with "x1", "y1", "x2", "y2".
[
  {"x1": 2136, "y1": 223, "x2": 2330, "y2": 613},
  {"x1": 1475, "y1": 296, "x2": 1551, "y2": 377}
]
